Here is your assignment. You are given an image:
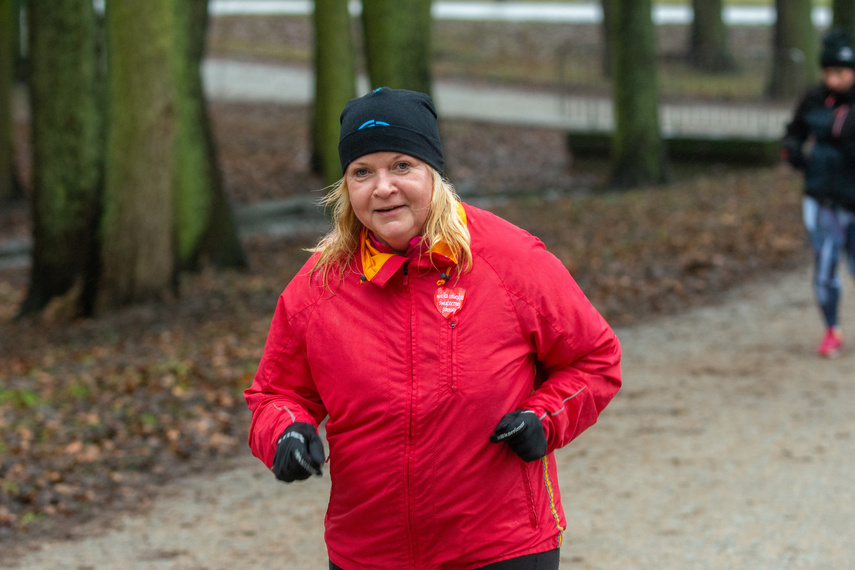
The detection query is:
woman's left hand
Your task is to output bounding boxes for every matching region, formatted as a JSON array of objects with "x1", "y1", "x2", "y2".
[{"x1": 489, "y1": 410, "x2": 548, "y2": 462}]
